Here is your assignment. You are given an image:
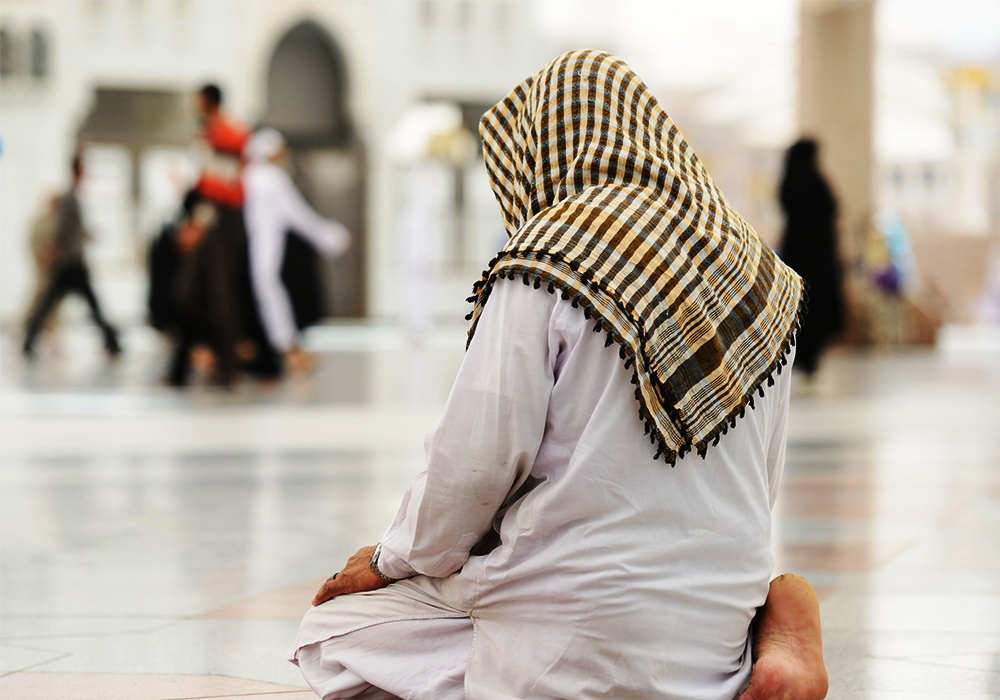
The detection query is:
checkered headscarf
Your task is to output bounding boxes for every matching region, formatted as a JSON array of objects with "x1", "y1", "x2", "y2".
[{"x1": 468, "y1": 50, "x2": 806, "y2": 465}]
